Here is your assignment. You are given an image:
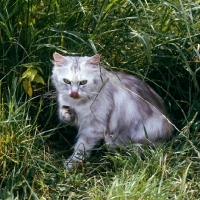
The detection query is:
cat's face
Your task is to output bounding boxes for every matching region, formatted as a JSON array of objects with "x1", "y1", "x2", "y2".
[{"x1": 52, "y1": 52, "x2": 101, "y2": 100}]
